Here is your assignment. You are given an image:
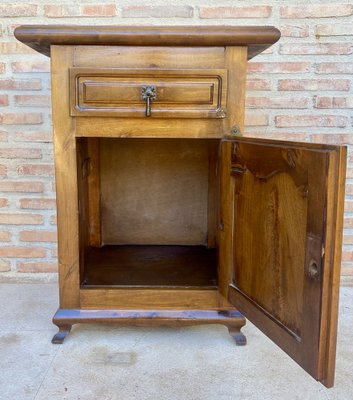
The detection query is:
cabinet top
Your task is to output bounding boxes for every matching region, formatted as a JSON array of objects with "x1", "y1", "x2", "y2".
[{"x1": 14, "y1": 25, "x2": 280, "y2": 59}]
